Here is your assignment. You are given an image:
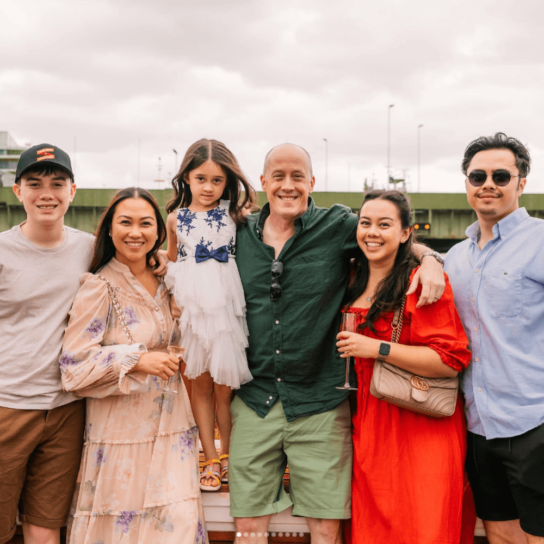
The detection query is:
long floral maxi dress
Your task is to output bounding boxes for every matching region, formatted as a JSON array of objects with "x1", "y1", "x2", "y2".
[{"x1": 60, "y1": 258, "x2": 207, "y2": 544}]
